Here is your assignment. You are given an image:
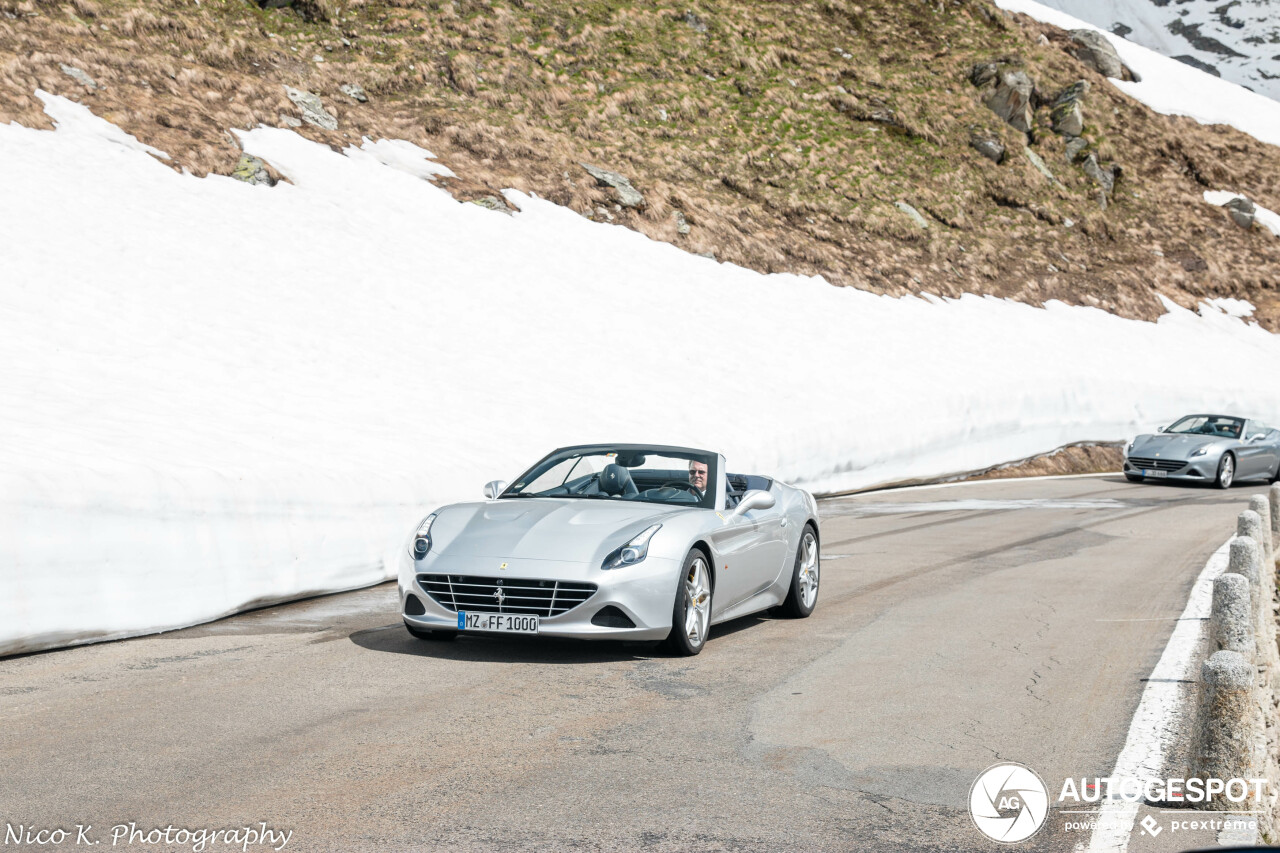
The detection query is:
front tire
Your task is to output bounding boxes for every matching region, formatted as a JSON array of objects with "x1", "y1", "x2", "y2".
[
  {"x1": 1216, "y1": 453, "x2": 1236, "y2": 489},
  {"x1": 405, "y1": 622, "x2": 458, "y2": 641},
  {"x1": 779, "y1": 524, "x2": 820, "y2": 618},
  {"x1": 665, "y1": 549, "x2": 712, "y2": 656}
]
